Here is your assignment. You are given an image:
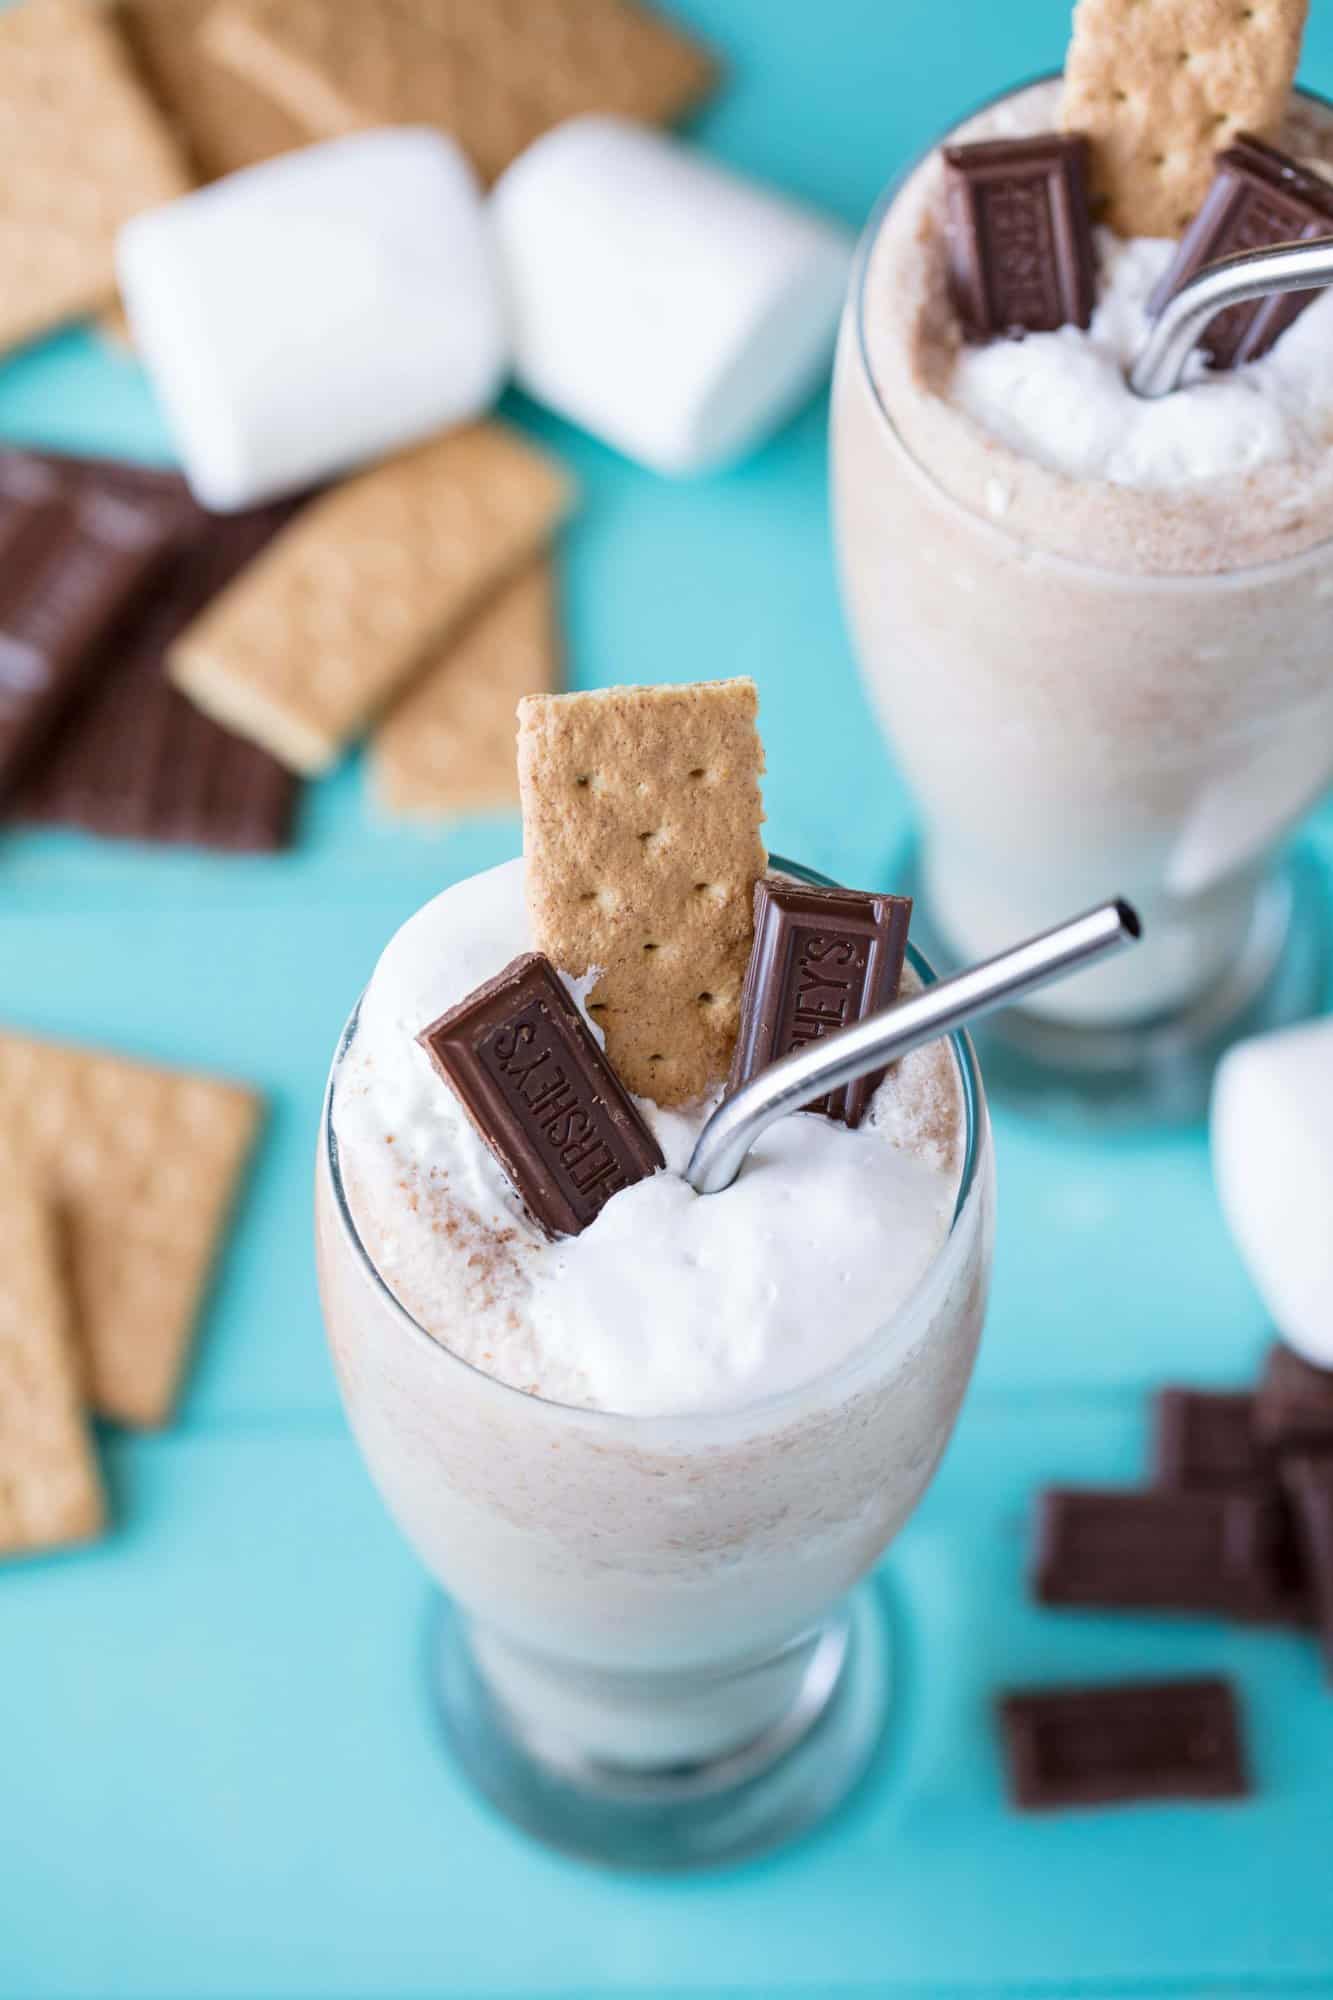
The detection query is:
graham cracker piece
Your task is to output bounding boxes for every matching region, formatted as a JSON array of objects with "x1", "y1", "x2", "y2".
[
  {"x1": 0, "y1": 1159, "x2": 105, "y2": 1558},
  {"x1": 1061, "y1": 0, "x2": 1310, "y2": 237},
  {"x1": 518, "y1": 679, "x2": 767, "y2": 1107},
  {"x1": 168, "y1": 425, "x2": 572, "y2": 775},
  {"x1": 116, "y1": 0, "x2": 313, "y2": 181},
  {"x1": 202, "y1": 0, "x2": 718, "y2": 186},
  {"x1": 0, "y1": 1032, "x2": 261, "y2": 1428},
  {"x1": 371, "y1": 561, "x2": 561, "y2": 821},
  {"x1": 0, "y1": 0, "x2": 190, "y2": 356}
]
